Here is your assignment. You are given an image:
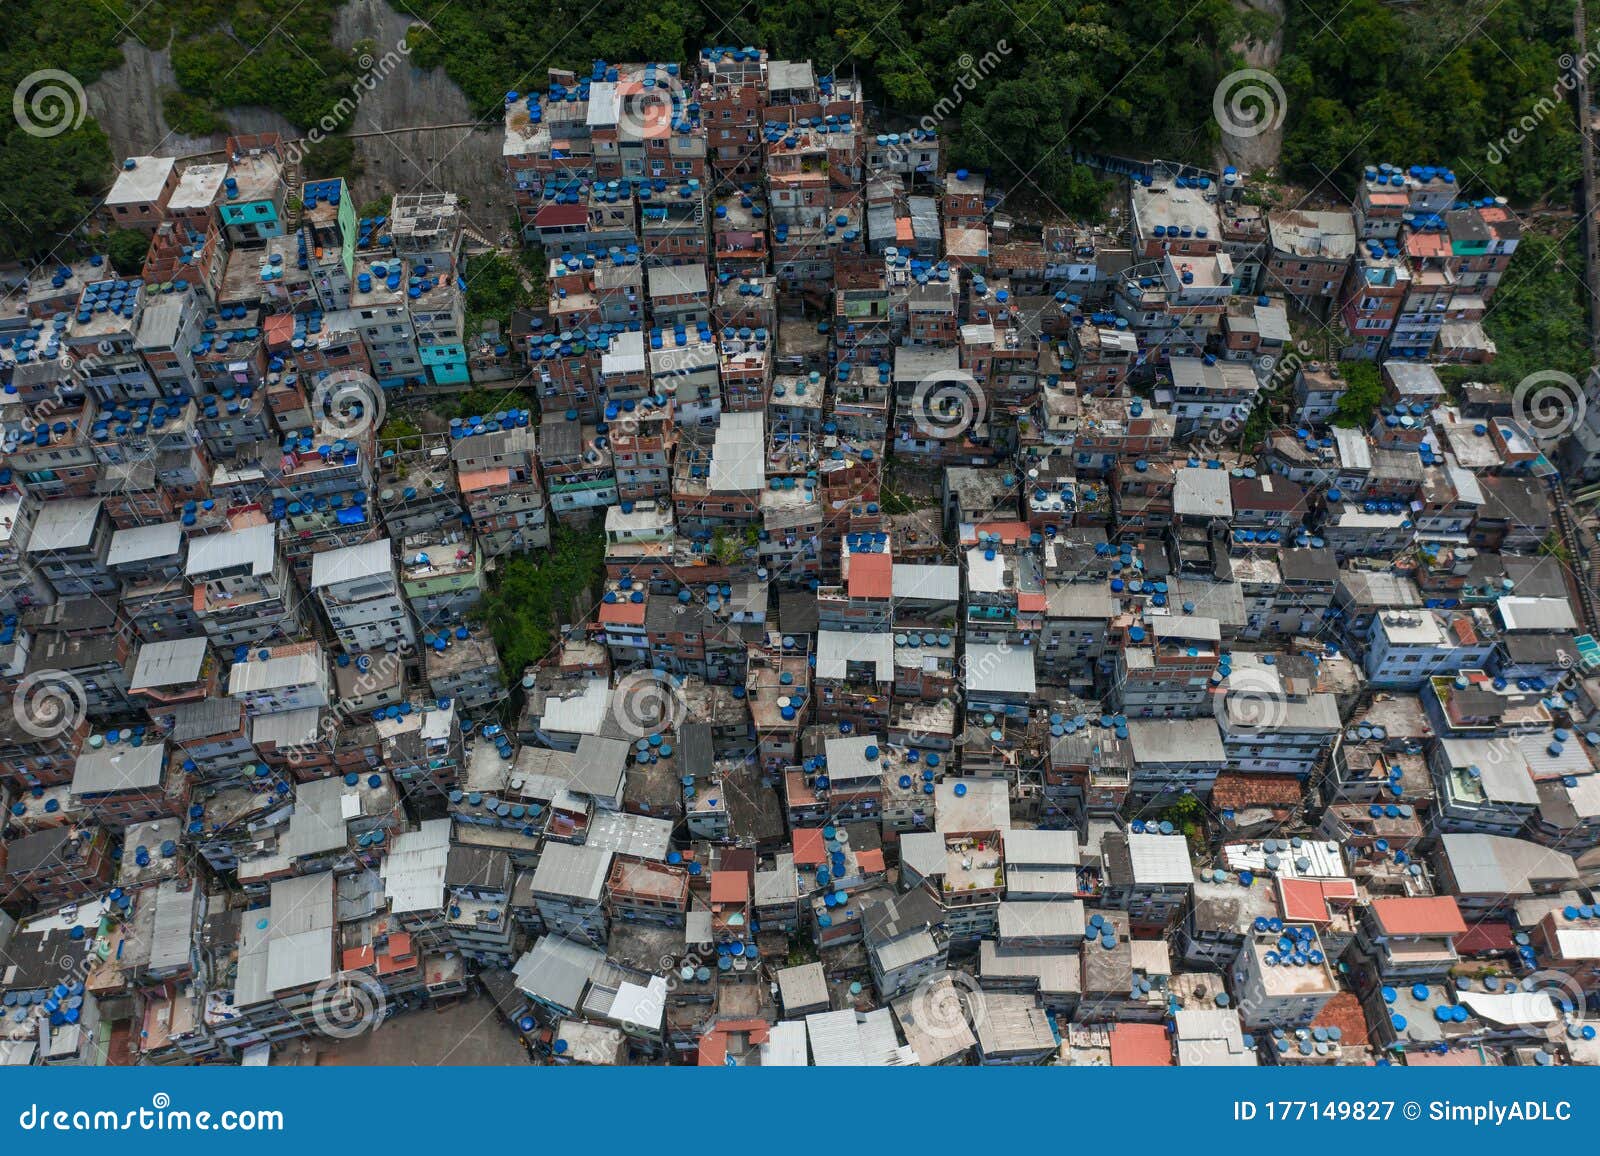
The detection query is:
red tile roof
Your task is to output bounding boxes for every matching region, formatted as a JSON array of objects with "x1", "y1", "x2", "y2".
[
  {"x1": 1370, "y1": 896, "x2": 1468, "y2": 937},
  {"x1": 792, "y1": 827, "x2": 826, "y2": 866},
  {"x1": 966, "y1": 521, "x2": 1030, "y2": 545},
  {"x1": 264, "y1": 313, "x2": 295, "y2": 349},
  {"x1": 1277, "y1": 877, "x2": 1358, "y2": 924},
  {"x1": 535, "y1": 204, "x2": 588, "y2": 228},
  {"x1": 1211, "y1": 771, "x2": 1304, "y2": 811},
  {"x1": 1109, "y1": 1022, "x2": 1173, "y2": 1066},
  {"x1": 1454, "y1": 921, "x2": 1515, "y2": 955},
  {"x1": 696, "y1": 1019, "x2": 771, "y2": 1066},
  {"x1": 599, "y1": 599, "x2": 647, "y2": 625},
  {"x1": 710, "y1": 870, "x2": 748, "y2": 904},
  {"x1": 847, "y1": 552, "x2": 893, "y2": 600},
  {"x1": 855, "y1": 848, "x2": 885, "y2": 873}
]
